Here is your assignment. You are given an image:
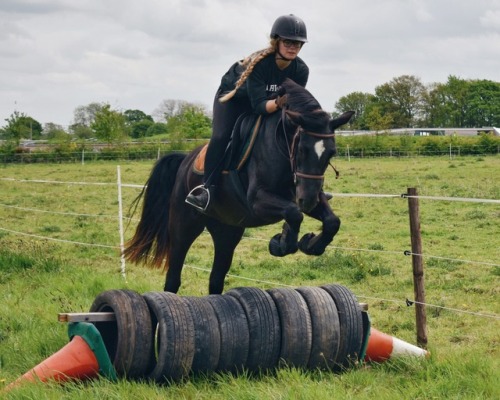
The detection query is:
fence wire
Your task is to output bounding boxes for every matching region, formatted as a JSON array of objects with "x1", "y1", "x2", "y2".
[{"x1": 0, "y1": 175, "x2": 498, "y2": 322}]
